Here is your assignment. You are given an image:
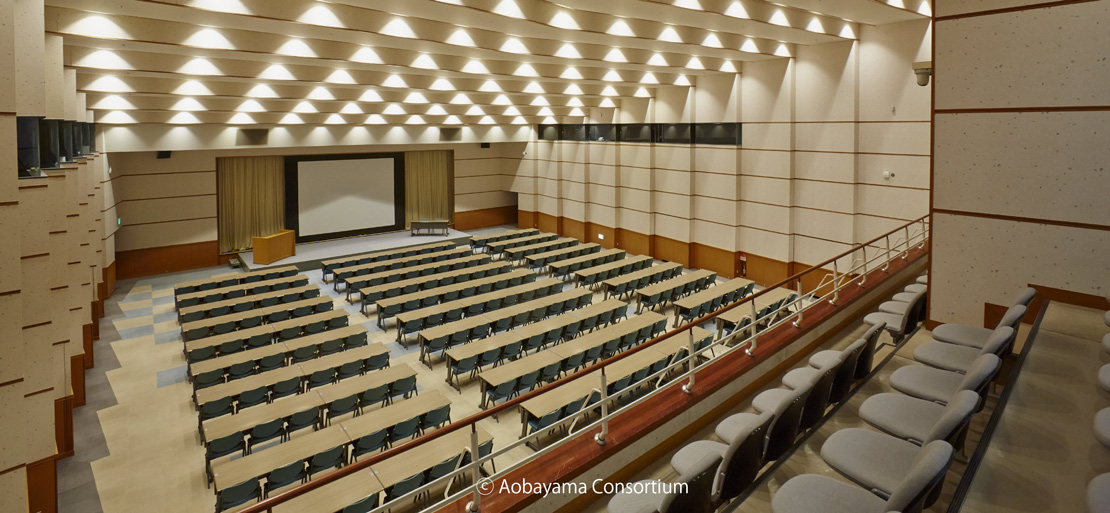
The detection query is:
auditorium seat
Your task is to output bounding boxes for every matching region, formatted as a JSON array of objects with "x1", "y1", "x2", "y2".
[
  {"x1": 889, "y1": 354, "x2": 1001, "y2": 405},
  {"x1": 1096, "y1": 408, "x2": 1110, "y2": 449},
  {"x1": 932, "y1": 288, "x2": 1033, "y2": 347},
  {"x1": 912, "y1": 326, "x2": 1014, "y2": 373},
  {"x1": 670, "y1": 411, "x2": 772, "y2": 504},
  {"x1": 863, "y1": 289, "x2": 927, "y2": 343},
  {"x1": 607, "y1": 449, "x2": 719, "y2": 513},
  {"x1": 717, "y1": 377, "x2": 811, "y2": 462},
  {"x1": 858, "y1": 390, "x2": 980, "y2": 449},
  {"x1": 770, "y1": 441, "x2": 953, "y2": 513},
  {"x1": 1090, "y1": 473, "x2": 1110, "y2": 513}
]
